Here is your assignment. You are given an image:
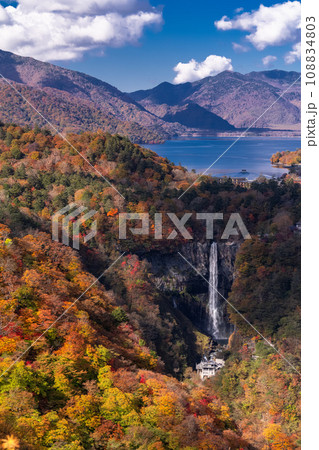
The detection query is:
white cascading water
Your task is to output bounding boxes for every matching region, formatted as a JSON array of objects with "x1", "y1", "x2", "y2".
[{"x1": 208, "y1": 242, "x2": 225, "y2": 339}]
